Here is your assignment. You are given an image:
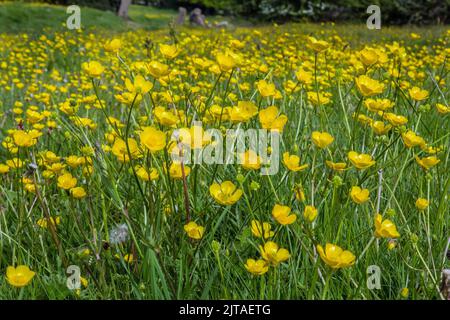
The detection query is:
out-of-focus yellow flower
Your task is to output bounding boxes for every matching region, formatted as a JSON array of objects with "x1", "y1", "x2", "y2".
[
  {"x1": 374, "y1": 213, "x2": 400, "y2": 238},
  {"x1": 104, "y1": 38, "x2": 121, "y2": 52},
  {"x1": 230, "y1": 101, "x2": 258, "y2": 123},
  {"x1": 435, "y1": 103, "x2": 450, "y2": 114},
  {"x1": 359, "y1": 47, "x2": 379, "y2": 66},
  {"x1": 282, "y1": 152, "x2": 308, "y2": 172},
  {"x1": 125, "y1": 75, "x2": 153, "y2": 95},
  {"x1": 82, "y1": 61, "x2": 104, "y2": 77},
  {"x1": 307, "y1": 36, "x2": 329, "y2": 52},
  {"x1": 184, "y1": 221, "x2": 204, "y2": 240},
  {"x1": 348, "y1": 151, "x2": 375, "y2": 169},
  {"x1": 272, "y1": 204, "x2": 296, "y2": 225},
  {"x1": 147, "y1": 60, "x2": 170, "y2": 78},
  {"x1": 408, "y1": 87, "x2": 429, "y2": 101},
  {"x1": 135, "y1": 165, "x2": 159, "y2": 181},
  {"x1": 239, "y1": 150, "x2": 261, "y2": 170},
  {"x1": 37, "y1": 216, "x2": 61, "y2": 228},
  {"x1": 70, "y1": 186, "x2": 87, "y2": 199},
  {"x1": 57, "y1": 173, "x2": 77, "y2": 190},
  {"x1": 325, "y1": 161, "x2": 347, "y2": 171},
  {"x1": 256, "y1": 79, "x2": 276, "y2": 97},
  {"x1": 251, "y1": 220, "x2": 274, "y2": 239},
  {"x1": 415, "y1": 198, "x2": 429, "y2": 210},
  {"x1": 244, "y1": 259, "x2": 268, "y2": 275},
  {"x1": 400, "y1": 287, "x2": 409, "y2": 298},
  {"x1": 350, "y1": 186, "x2": 370, "y2": 204},
  {"x1": 383, "y1": 112, "x2": 408, "y2": 126},
  {"x1": 112, "y1": 138, "x2": 141, "y2": 162},
  {"x1": 210, "y1": 181, "x2": 243, "y2": 205},
  {"x1": 12, "y1": 130, "x2": 36, "y2": 147},
  {"x1": 295, "y1": 68, "x2": 313, "y2": 85},
  {"x1": 355, "y1": 75, "x2": 384, "y2": 97},
  {"x1": 317, "y1": 243, "x2": 355, "y2": 269},
  {"x1": 311, "y1": 131, "x2": 334, "y2": 149},
  {"x1": 260, "y1": 241, "x2": 290, "y2": 266},
  {"x1": 169, "y1": 162, "x2": 190, "y2": 179},
  {"x1": 216, "y1": 52, "x2": 236, "y2": 72},
  {"x1": 364, "y1": 98, "x2": 394, "y2": 112},
  {"x1": 402, "y1": 131, "x2": 425, "y2": 148},
  {"x1": 159, "y1": 44, "x2": 179, "y2": 59},
  {"x1": 295, "y1": 186, "x2": 306, "y2": 202},
  {"x1": 307, "y1": 91, "x2": 331, "y2": 105},
  {"x1": 140, "y1": 127, "x2": 166, "y2": 153},
  {"x1": 303, "y1": 205, "x2": 318, "y2": 222},
  {"x1": 6, "y1": 265, "x2": 35, "y2": 287},
  {"x1": 259, "y1": 106, "x2": 288, "y2": 132},
  {"x1": 415, "y1": 155, "x2": 440, "y2": 170},
  {"x1": 371, "y1": 121, "x2": 392, "y2": 135}
]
